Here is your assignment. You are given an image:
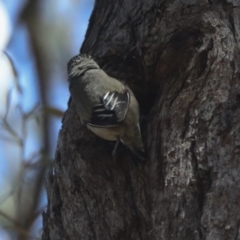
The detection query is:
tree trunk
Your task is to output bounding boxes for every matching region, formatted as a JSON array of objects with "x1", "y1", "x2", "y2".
[{"x1": 42, "y1": 0, "x2": 240, "y2": 239}]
